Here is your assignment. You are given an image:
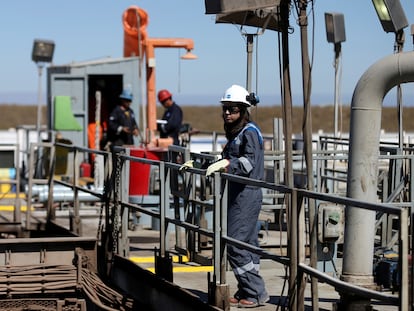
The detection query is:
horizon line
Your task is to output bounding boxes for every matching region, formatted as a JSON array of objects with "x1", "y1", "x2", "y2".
[{"x1": 1, "y1": 91, "x2": 413, "y2": 107}]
